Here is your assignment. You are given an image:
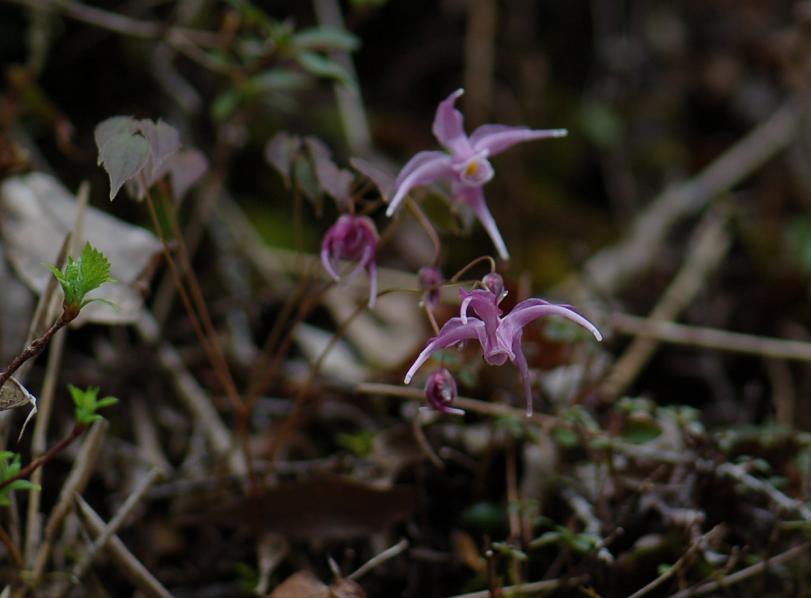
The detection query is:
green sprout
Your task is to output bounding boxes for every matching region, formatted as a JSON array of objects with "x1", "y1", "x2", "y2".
[
  {"x1": 0, "y1": 452, "x2": 39, "y2": 506},
  {"x1": 47, "y1": 243, "x2": 115, "y2": 316},
  {"x1": 69, "y1": 385, "x2": 118, "y2": 426}
]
